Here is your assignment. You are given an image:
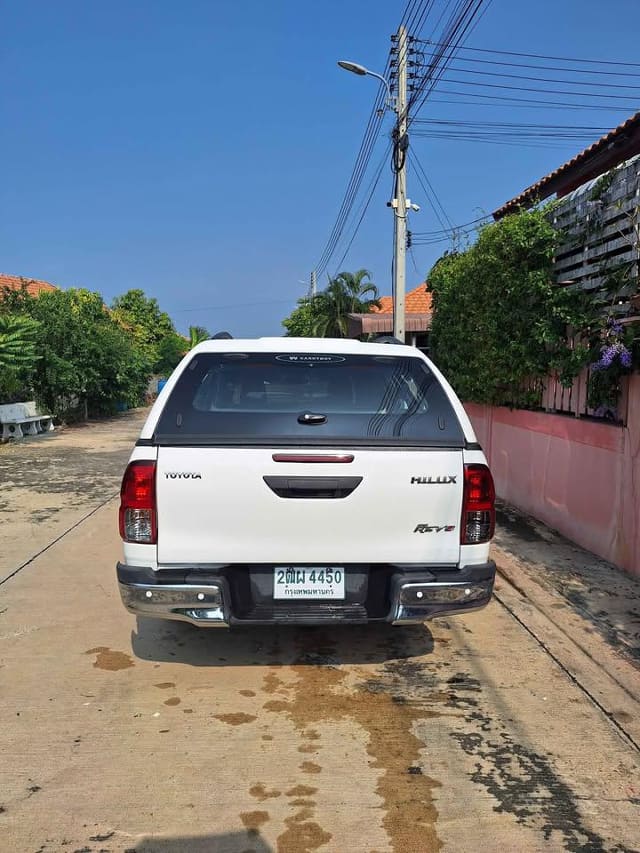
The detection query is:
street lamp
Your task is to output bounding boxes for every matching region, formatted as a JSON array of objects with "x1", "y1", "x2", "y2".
[{"x1": 337, "y1": 60, "x2": 394, "y2": 109}]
